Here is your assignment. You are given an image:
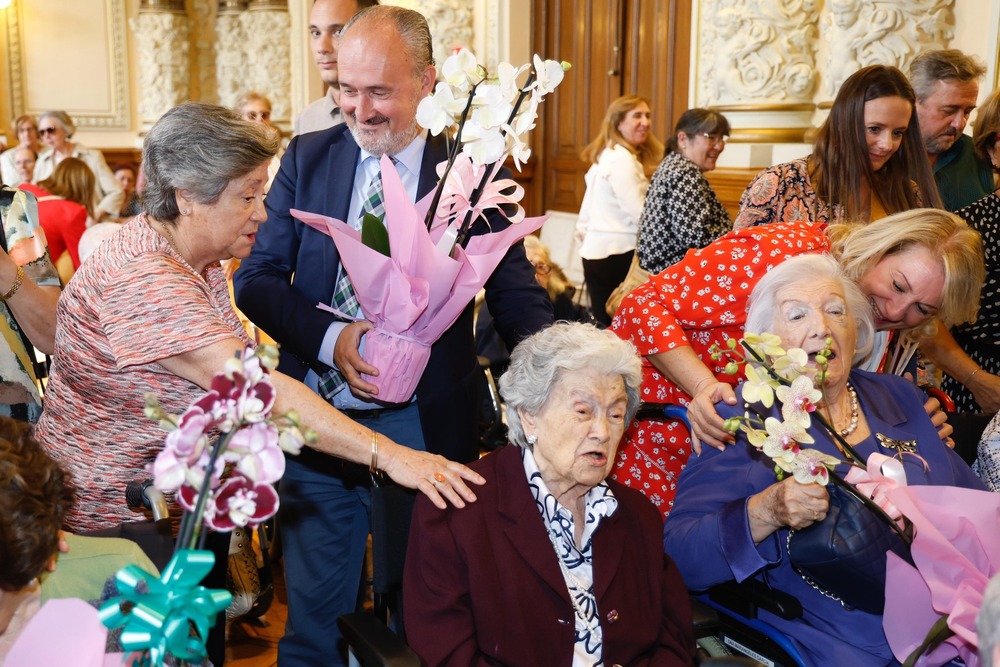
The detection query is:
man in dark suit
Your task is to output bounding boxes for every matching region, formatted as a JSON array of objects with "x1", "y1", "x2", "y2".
[{"x1": 234, "y1": 6, "x2": 552, "y2": 665}]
